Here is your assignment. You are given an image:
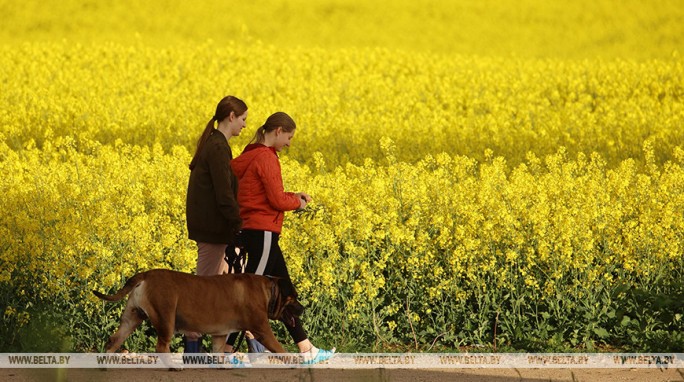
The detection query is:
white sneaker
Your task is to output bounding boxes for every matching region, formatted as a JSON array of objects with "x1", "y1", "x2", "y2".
[{"x1": 301, "y1": 347, "x2": 336, "y2": 365}]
